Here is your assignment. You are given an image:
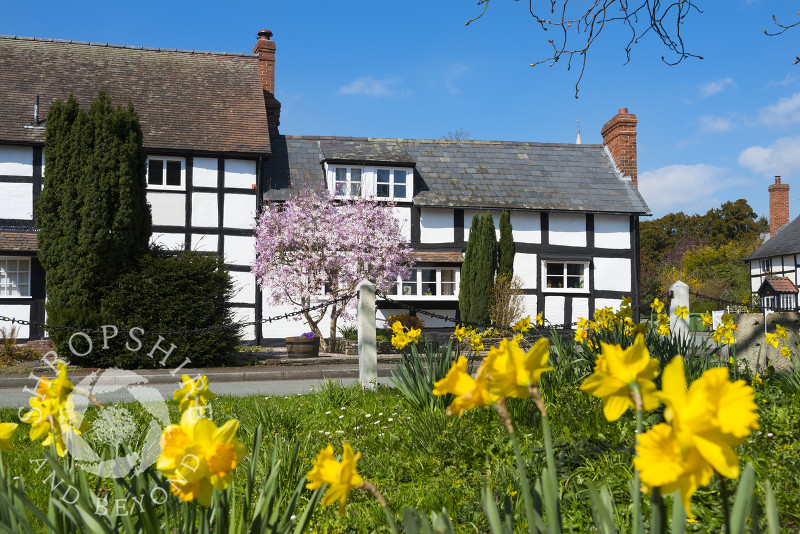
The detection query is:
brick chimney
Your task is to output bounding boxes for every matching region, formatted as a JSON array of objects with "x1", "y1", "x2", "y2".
[
  {"x1": 769, "y1": 176, "x2": 790, "y2": 237},
  {"x1": 601, "y1": 108, "x2": 638, "y2": 187},
  {"x1": 253, "y1": 29, "x2": 281, "y2": 137}
]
